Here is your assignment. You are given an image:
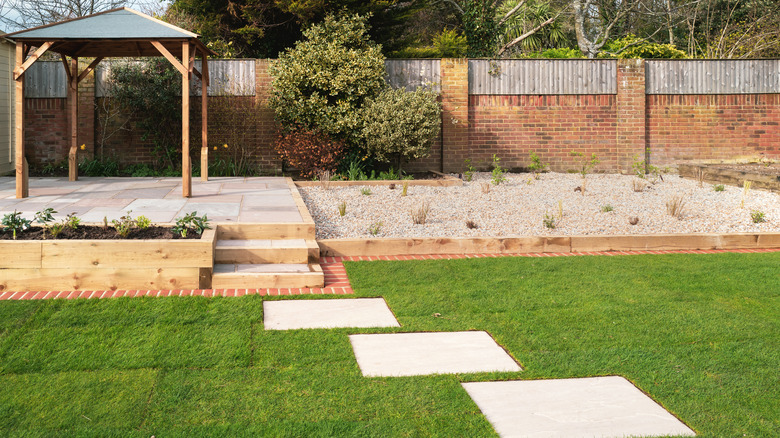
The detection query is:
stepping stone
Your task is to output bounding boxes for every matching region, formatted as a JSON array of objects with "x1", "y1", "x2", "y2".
[
  {"x1": 349, "y1": 331, "x2": 521, "y2": 377},
  {"x1": 263, "y1": 298, "x2": 400, "y2": 330},
  {"x1": 461, "y1": 376, "x2": 696, "y2": 438}
]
